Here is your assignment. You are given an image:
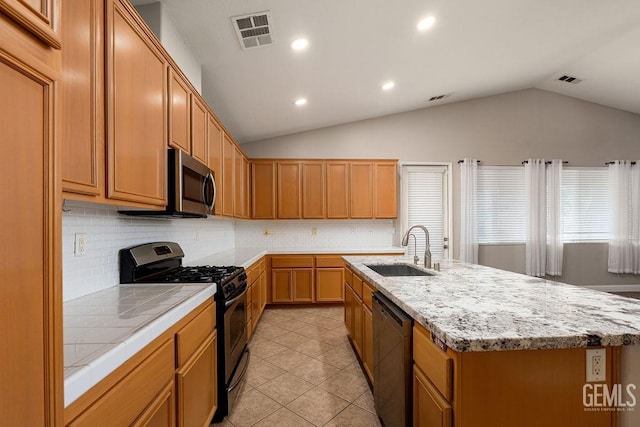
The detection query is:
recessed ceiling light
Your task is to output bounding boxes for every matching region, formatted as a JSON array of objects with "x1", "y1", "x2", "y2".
[
  {"x1": 417, "y1": 16, "x2": 436, "y2": 31},
  {"x1": 291, "y1": 38, "x2": 309, "y2": 51},
  {"x1": 382, "y1": 81, "x2": 395, "y2": 91},
  {"x1": 294, "y1": 98, "x2": 307, "y2": 106}
]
